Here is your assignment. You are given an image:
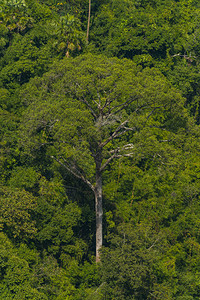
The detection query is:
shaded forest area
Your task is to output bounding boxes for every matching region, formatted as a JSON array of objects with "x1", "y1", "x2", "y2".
[{"x1": 1, "y1": 0, "x2": 200, "y2": 299}]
